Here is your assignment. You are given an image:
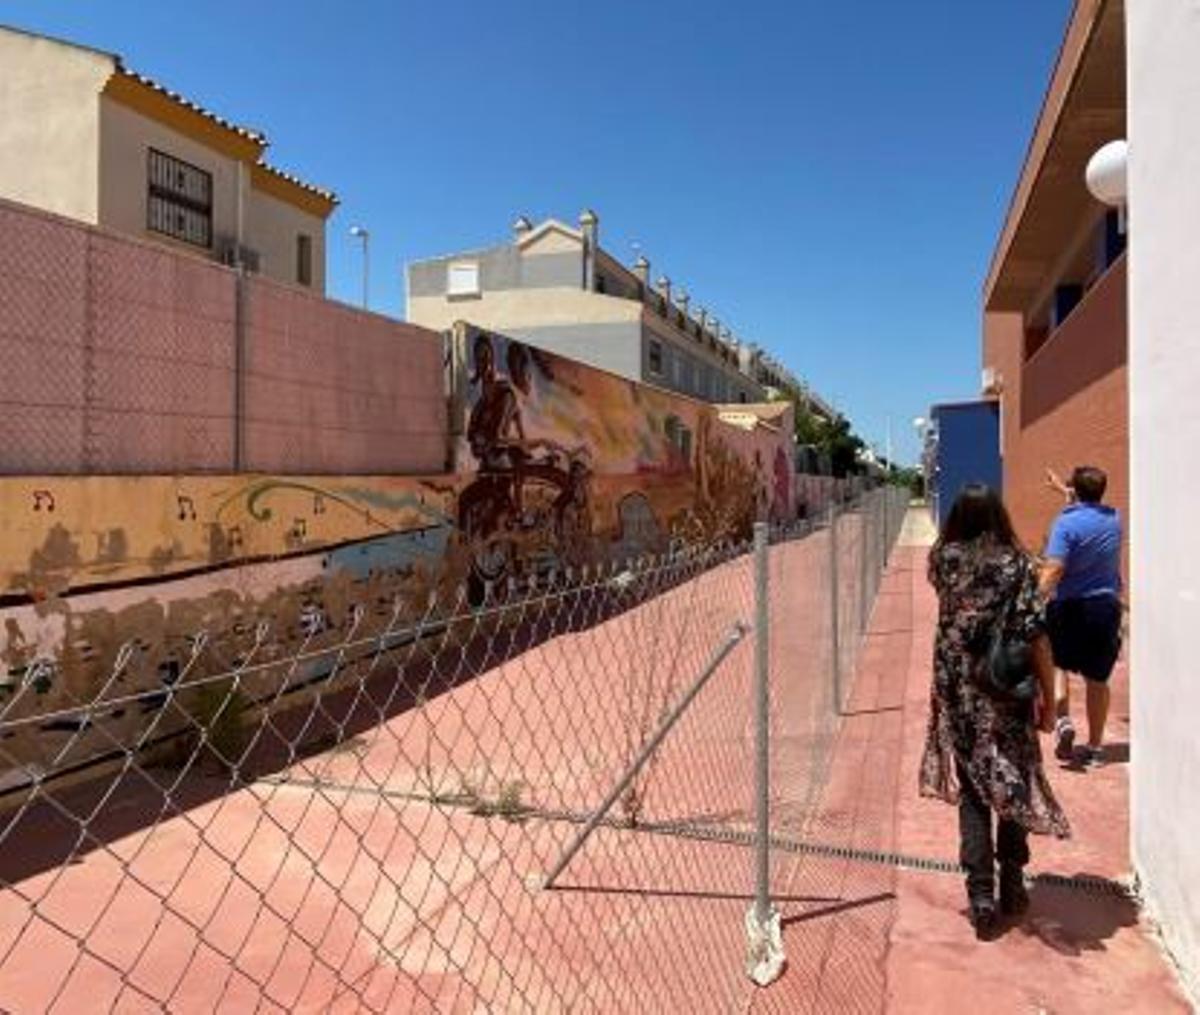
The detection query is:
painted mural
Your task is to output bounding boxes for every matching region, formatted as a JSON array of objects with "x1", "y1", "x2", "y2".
[
  {"x1": 453, "y1": 325, "x2": 791, "y2": 599},
  {"x1": 0, "y1": 324, "x2": 794, "y2": 788}
]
